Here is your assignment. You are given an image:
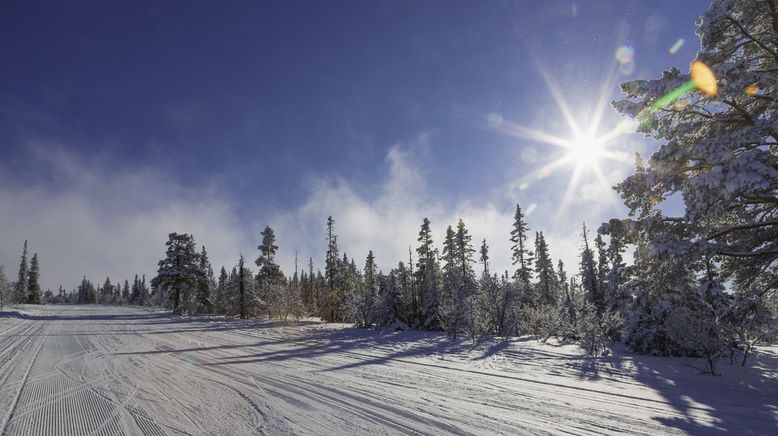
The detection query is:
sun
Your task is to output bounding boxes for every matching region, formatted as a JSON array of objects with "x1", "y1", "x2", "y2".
[{"x1": 568, "y1": 132, "x2": 605, "y2": 167}]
